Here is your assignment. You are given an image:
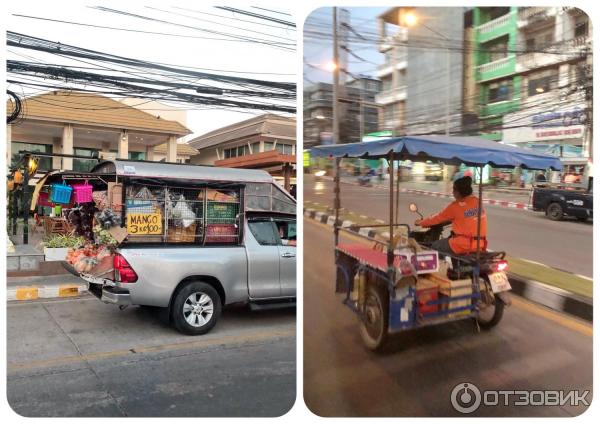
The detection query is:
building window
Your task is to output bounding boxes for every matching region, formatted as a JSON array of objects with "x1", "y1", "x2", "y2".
[
  {"x1": 485, "y1": 36, "x2": 508, "y2": 62},
  {"x1": 527, "y1": 68, "x2": 558, "y2": 96},
  {"x1": 264, "y1": 141, "x2": 275, "y2": 151},
  {"x1": 128, "y1": 151, "x2": 146, "y2": 161},
  {"x1": 574, "y1": 17, "x2": 589, "y2": 38},
  {"x1": 73, "y1": 148, "x2": 100, "y2": 172},
  {"x1": 488, "y1": 80, "x2": 512, "y2": 103},
  {"x1": 524, "y1": 26, "x2": 554, "y2": 51},
  {"x1": 251, "y1": 142, "x2": 261, "y2": 154},
  {"x1": 275, "y1": 144, "x2": 293, "y2": 155},
  {"x1": 11, "y1": 142, "x2": 52, "y2": 171}
]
